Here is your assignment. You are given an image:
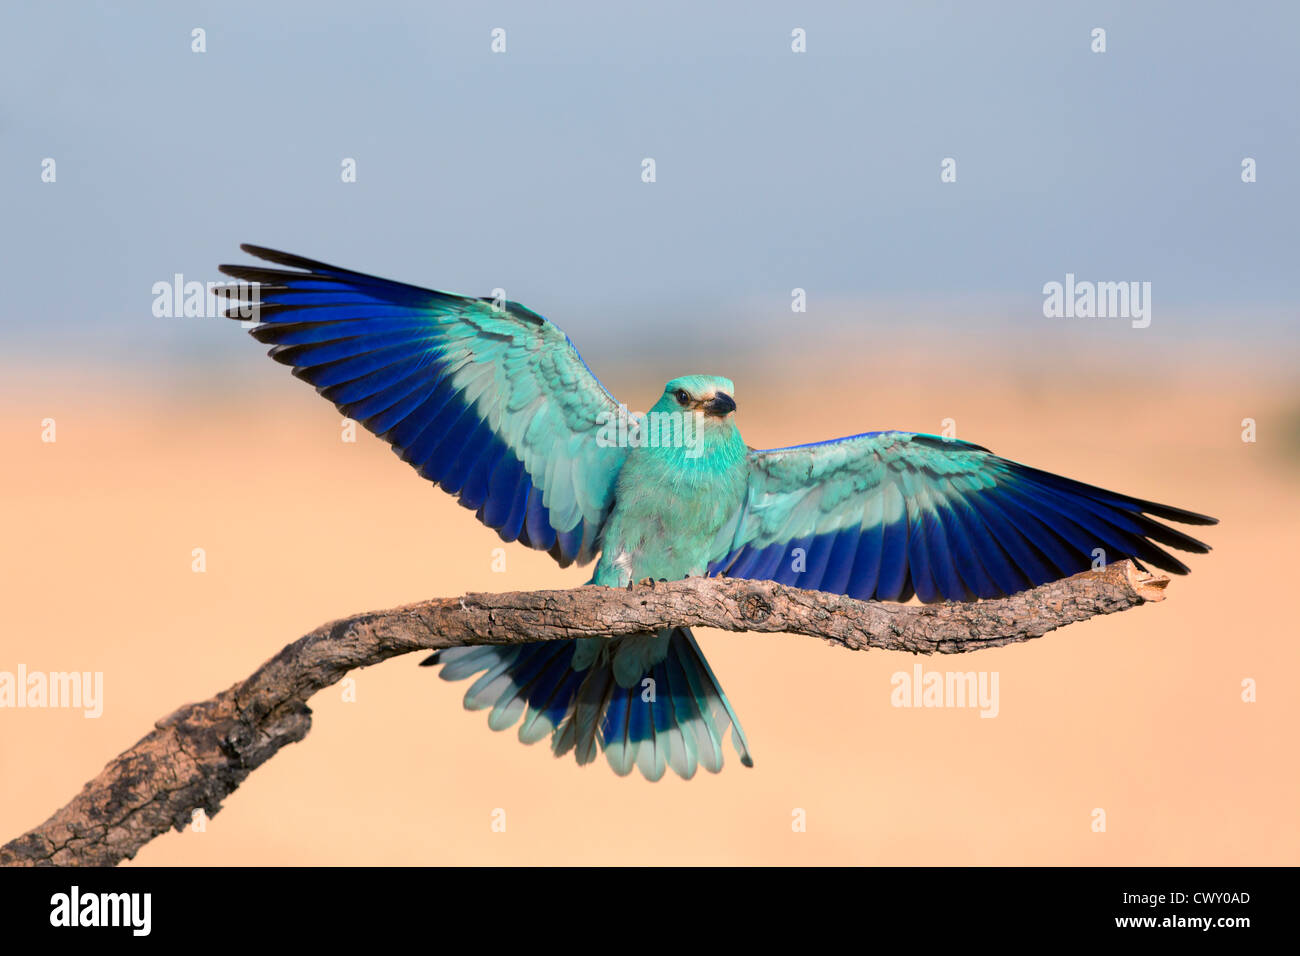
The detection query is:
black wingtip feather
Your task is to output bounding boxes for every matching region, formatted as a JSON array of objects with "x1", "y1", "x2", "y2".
[
  {"x1": 227, "y1": 244, "x2": 479, "y2": 312},
  {"x1": 218, "y1": 263, "x2": 338, "y2": 285},
  {"x1": 1130, "y1": 499, "x2": 1218, "y2": 526},
  {"x1": 1011, "y1": 461, "x2": 1218, "y2": 528},
  {"x1": 239, "y1": 243, "x2": 339, "y2": 273},
  {"x1": 1130, "y1": 513, "x2": 1213, "y2": 555}
]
